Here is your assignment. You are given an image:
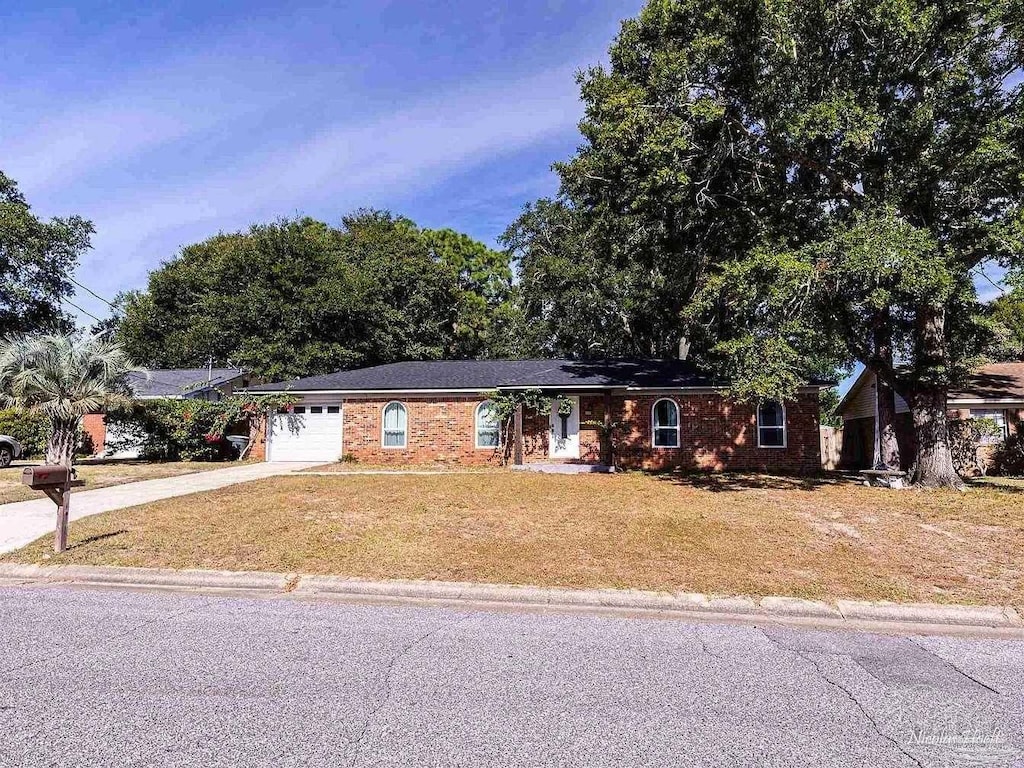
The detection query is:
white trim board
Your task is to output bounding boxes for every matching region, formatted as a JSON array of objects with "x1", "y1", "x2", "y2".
[{"x1": 253, "y1": 385, "x2": 829, "y2": 397}]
